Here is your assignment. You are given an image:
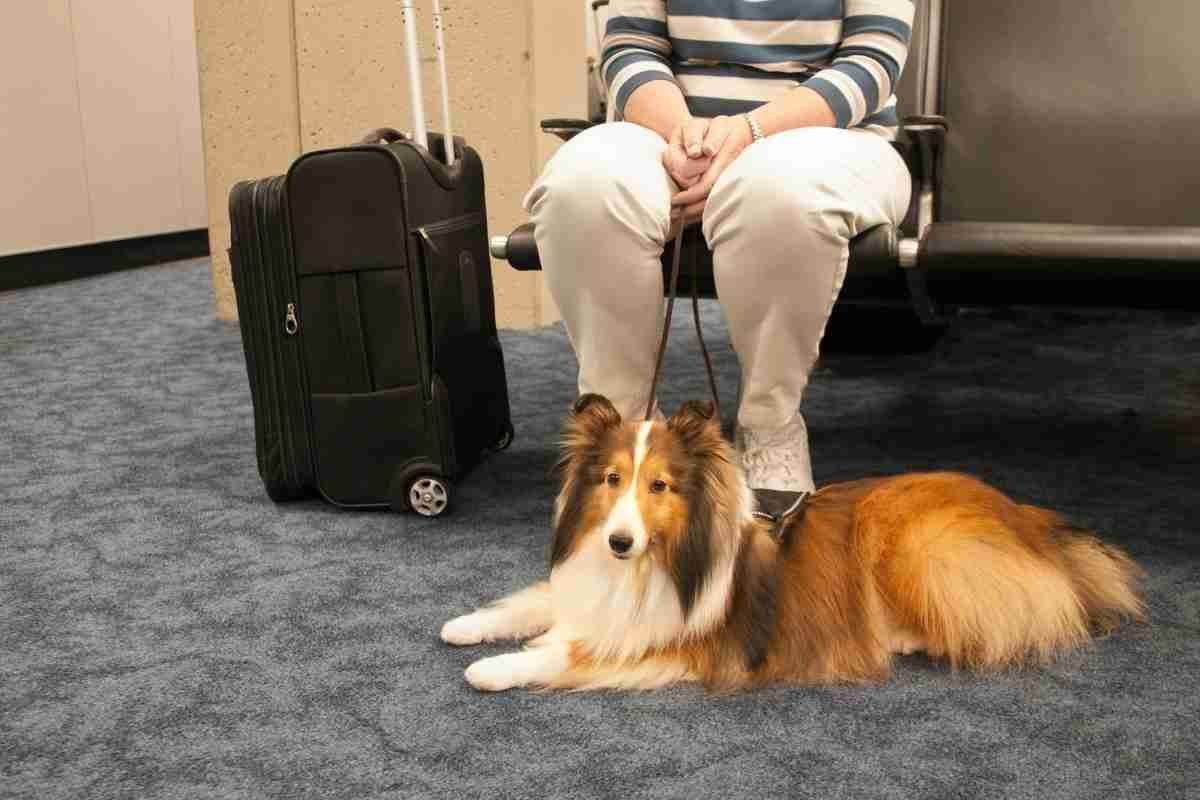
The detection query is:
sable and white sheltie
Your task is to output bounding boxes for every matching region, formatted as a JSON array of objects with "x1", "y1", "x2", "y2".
[{"x1": 442, "y1": 394, "x2": 1145, "y2": 692}]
